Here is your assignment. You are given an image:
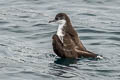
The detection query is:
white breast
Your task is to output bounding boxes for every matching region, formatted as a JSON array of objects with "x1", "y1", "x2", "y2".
[
  {"x1": 57, "y1": 24, "x2": 64, "y2": 36},
  {"x1": 56, "y1": 20, "x2": 66, "y2": 43}
]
